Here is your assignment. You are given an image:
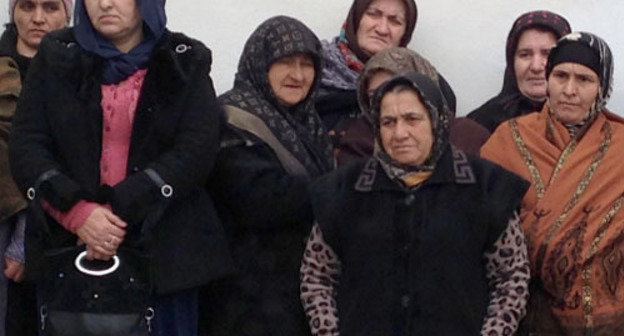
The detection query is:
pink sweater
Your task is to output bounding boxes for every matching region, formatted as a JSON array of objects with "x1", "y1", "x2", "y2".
[{"x1": 44, "y1": 70, "x2": 147, "y2": 232}]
